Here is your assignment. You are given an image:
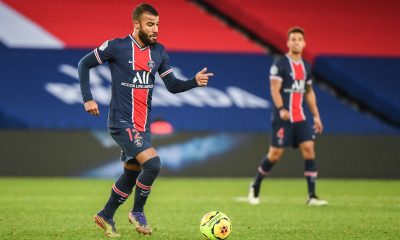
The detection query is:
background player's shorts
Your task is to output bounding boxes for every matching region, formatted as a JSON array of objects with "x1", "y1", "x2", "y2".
[
  {"x1": 109, "y1": 127, "x2": 152, "y2": 163},
  {"x1": 270, "y1": 121, "x2": 315, "y2": 148}
]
